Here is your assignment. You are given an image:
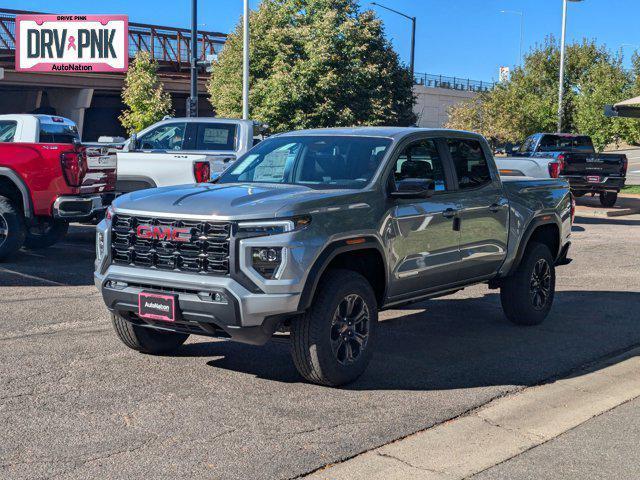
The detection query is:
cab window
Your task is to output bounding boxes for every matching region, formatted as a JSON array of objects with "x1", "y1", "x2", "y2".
[
  {"x1": 392, "y1": 139, "x2": 447, "y2": 192},
  {"x1": 0, "y1": 121, "x2": 17, "y2": 142},
  {"x1": 139, "y1": 123, "x2": 186, "y2": 151},
  {"x1": 38, "y1": 123, "x2": 79, "y2": 144},
  {"x1": 447, "y1": 138, "x2": 492, "y2": 189},
  {"x1": 195, "y1": 123, "x2": 237, "y2": 151}
]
